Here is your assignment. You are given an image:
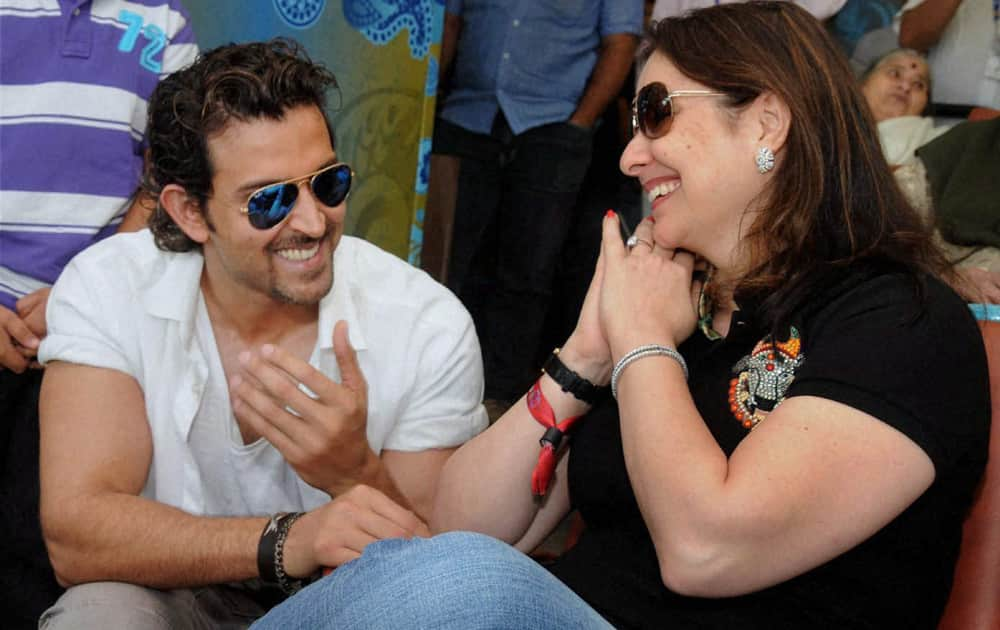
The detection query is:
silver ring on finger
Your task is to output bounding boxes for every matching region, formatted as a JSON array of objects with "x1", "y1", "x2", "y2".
[{"x1": 628, "y1": 237, "x2": 654, "y2": 252}]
